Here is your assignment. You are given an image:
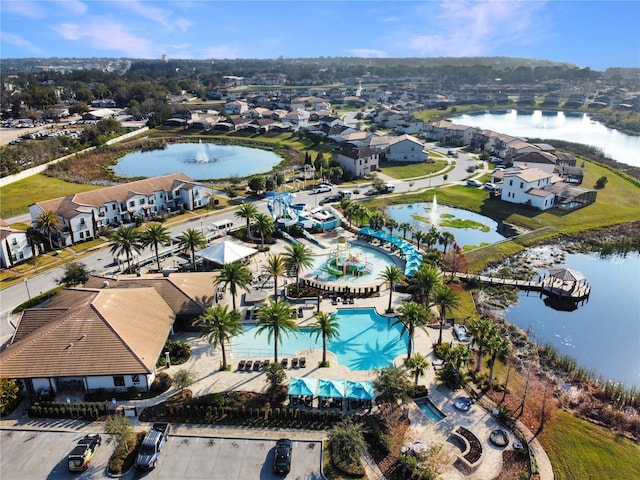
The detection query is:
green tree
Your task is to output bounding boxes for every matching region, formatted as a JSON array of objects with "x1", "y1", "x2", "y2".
[
  {"x1": 34, "y1": 210, "x2": 61, "y2": 251},
  {"x1": 57, "y1": 261, "x2": 91, "y2": 286},
  {"x1": 0, "y1": 378, "x2": 21, "y2": 415},
  {"x1": 467, "y1": 317, "x2": 498, "y2": 373},
  {"x1": 265, "y1": 362, "x2": 287, "y2": 401},
  {"x1": 265, "y1": 254, "x2": 286, "y2": 300},
  {"x1": 105, "y1": 415, "x2": 134, "y2": 454},
  {"x1": 141, "y1": 223, "x2": 171, "y2": 271},
  {"x1": 283, "y1": 242, "x2": 314, "y2": 285},
  {"x1": 424, "y1": 225, "x2": 440, "y2": 251},
  {"x1": 108, "y1": 225, "x2": 143, "y2": 273},
  {"x1": 255, "y1": 299, "x2": 298, "y2": 363},
  {"x1": 368, "y1": 211, "x2": 385, "y2": 231},
  {"x1": 394, "y1": 301, "x2": 429, "y2": 359},
  {"x1": 328, "y1": 417, "x2": 367, "y2": 467},
  {"x1": 438, "y1": 231, "x2": 456, "y2": 253},
  {"x1": 407, "y1": 263, "x2": 441, "y2": 308},
  {"x1": 172, "y1": 368, "x2": 195, "y2": 394},
  {"x1": 253, "y1": 212, "x2": 274, "y2": 248},
  {"x1": 373, "y1": 366, "x2": 413, "y2": 404},
  {"x1": 235, "y1": 202, "x2": 258, "y2": 238},
  {"x1": 215, "y1": 261, "x2": 252, "y2": 310},
  {"x1": 486, "y1": 335, "x2": 511, "y2": 390},
  {"x1": 177, "y1": 228, "x2": 206, "y2": 271},
  {"x1": 248, "y1": 176, "x2": 265, "y2": 194},
  {"x1": 385, "y1": 218, "x2": 398, "y2": 235},
  {"x1": 399, "y1": 222, "x2": 412, "y2": 240},
  {"x1": 404, "y1": 353, "x2": 430, "y2": 393},
  {"x1": 378, "y1": 265, "x2": 406, "y2": 313},
  {"x1": 196, "y1": 305, "x2": 243, "y2": 370},
  {"x1": 433, "y1": 284, "x2": 460, "y2": 345},
  {"x1": 310, "y1": 311, "x2": 340, "y2": 367}
]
